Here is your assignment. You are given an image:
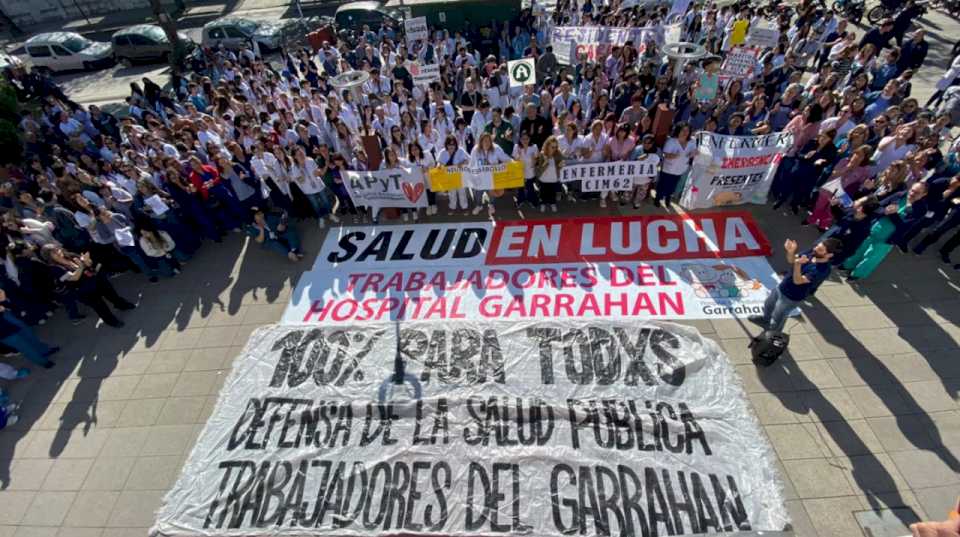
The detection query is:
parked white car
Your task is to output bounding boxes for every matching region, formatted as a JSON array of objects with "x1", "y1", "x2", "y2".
[{"x1": 23, "y1": 32, "x2": 114, "y2": 73}]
